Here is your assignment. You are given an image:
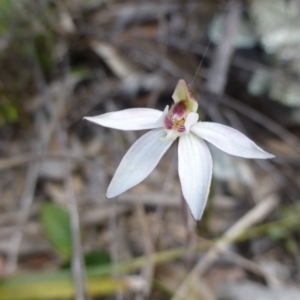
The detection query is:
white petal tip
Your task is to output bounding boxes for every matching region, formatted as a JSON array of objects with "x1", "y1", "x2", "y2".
[
  {"x1": 106, "y1": 189, "x2": 118, "y2": 199},
  {"x1": 264, "y1": 153, "x2": 275, "y2": 159},
  {"x1": 192, "y1": 122, "x2": 276, "y2": 160},
  {"x1": 188, "y1": 198, "x2": 207, "y2": 221},
  {"x1": 188, "y1": 204, "x2": 205, "y2": 221},
  {"x1": 84, "y1": 116, "x2": 93, "y2": 122},
  {"x1": 192, "y1": 212, "x2": 203, "y2": 221},
  {"x1": 251, "y1": 151, "x2": 275, "y2": 159}
]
